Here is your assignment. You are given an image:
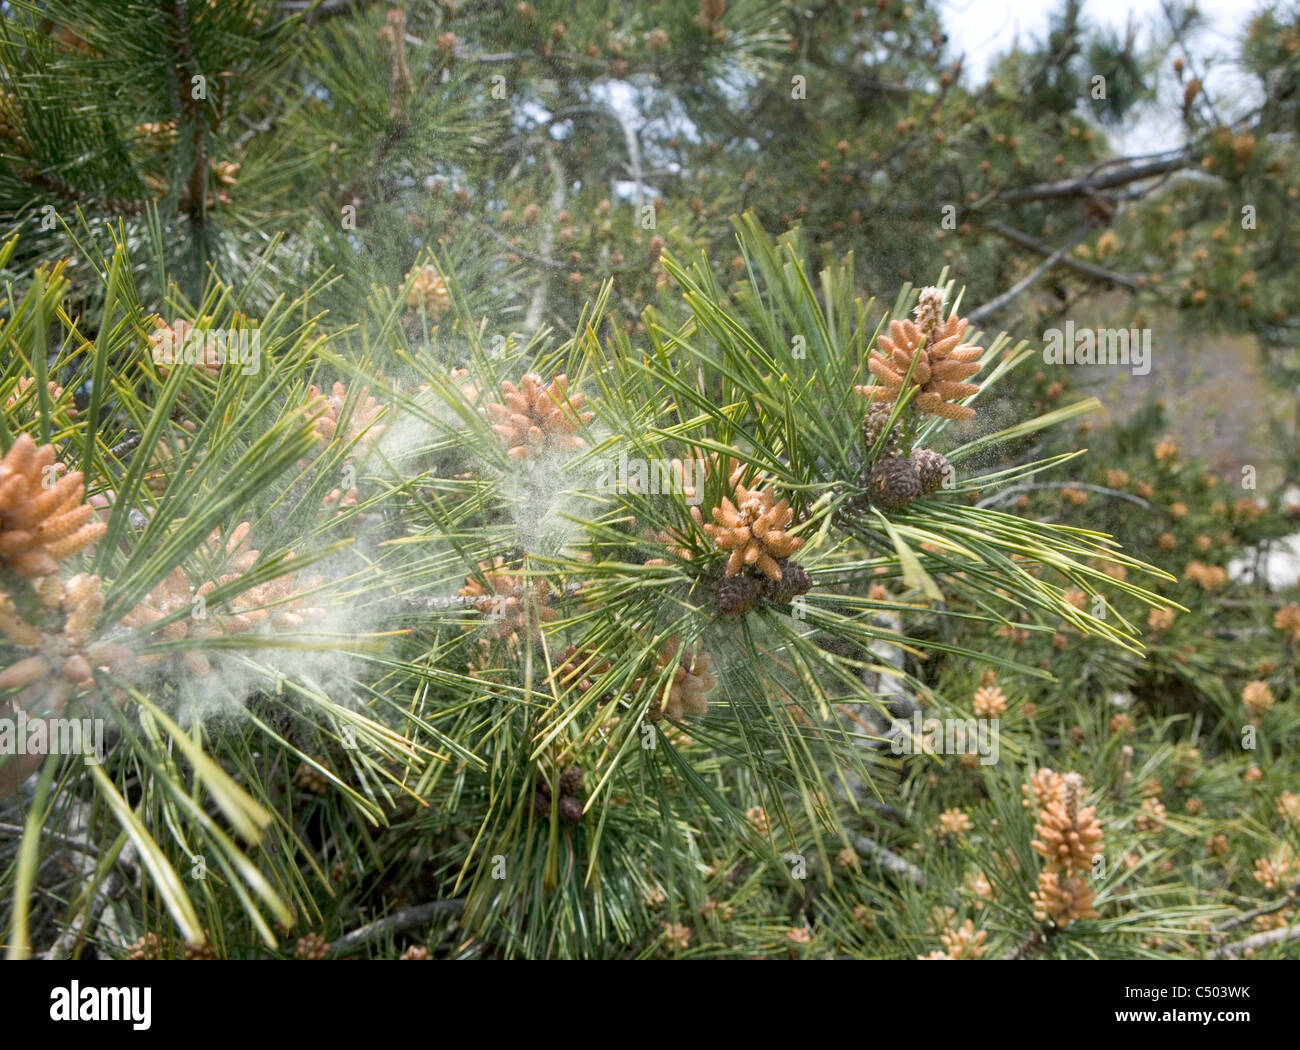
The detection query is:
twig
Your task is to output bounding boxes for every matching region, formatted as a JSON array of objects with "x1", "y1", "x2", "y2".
[
  {"x1": 281, "y1": 0, "x2": 373, "y2": 23},
  {"x1": 0, "y1": 822, "x2": 100, "y2": 858},
  {"x1": 853, "y1": 835, "x2": 923, "y2": 886},
  {"x1": 171, "y1": 1, "x2": 209, "y2": 222},
  {"x1": 523, "y1": 141, "x2": 565, "y2": 335},
  {"x1": 980, "y1": 150, "x2": 1196, "y2": 207},
  {"x1": 983, "y1": 220, "x2": 1140, "y2": 292},
  {"x1": 976, "y1": 482, "x2": 1152, "y2": 510},
  {"x1": 107, "y1": 433, "x2": 143, "y2": 460},
  {"x1": 328, "y1": 899, "x2": 463, "y2": 956},
  {"x1": 1212, "y1": 919, "x2": 1300, "y2": 958},
  {"x1": 968, "y1": 228, "x2": 1091, "y2": 324},
  {"x1": 1214, "y1": 875, "x2": 1300, "y2": 934},
  {"x1": 40, "y1": 803, "x2": 138, "y2": 959}
]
